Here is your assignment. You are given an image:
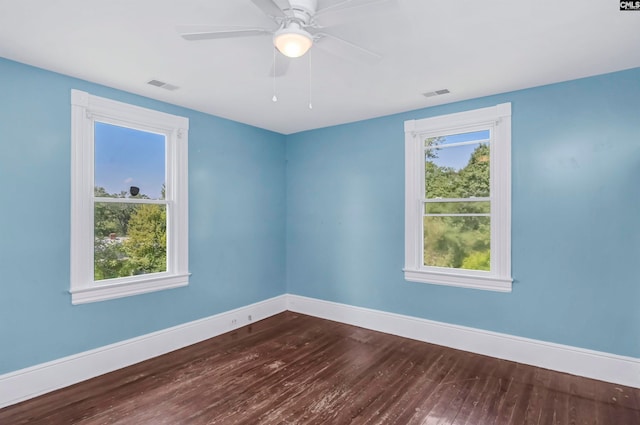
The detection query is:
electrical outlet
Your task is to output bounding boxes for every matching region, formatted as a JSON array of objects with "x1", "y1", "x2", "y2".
[
  {"x1": 231, "y1": 319, "x2": 237, "y2": 325},
  {"x1": 248, "y1": 315, "x2": 252, "y2": 322}
]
